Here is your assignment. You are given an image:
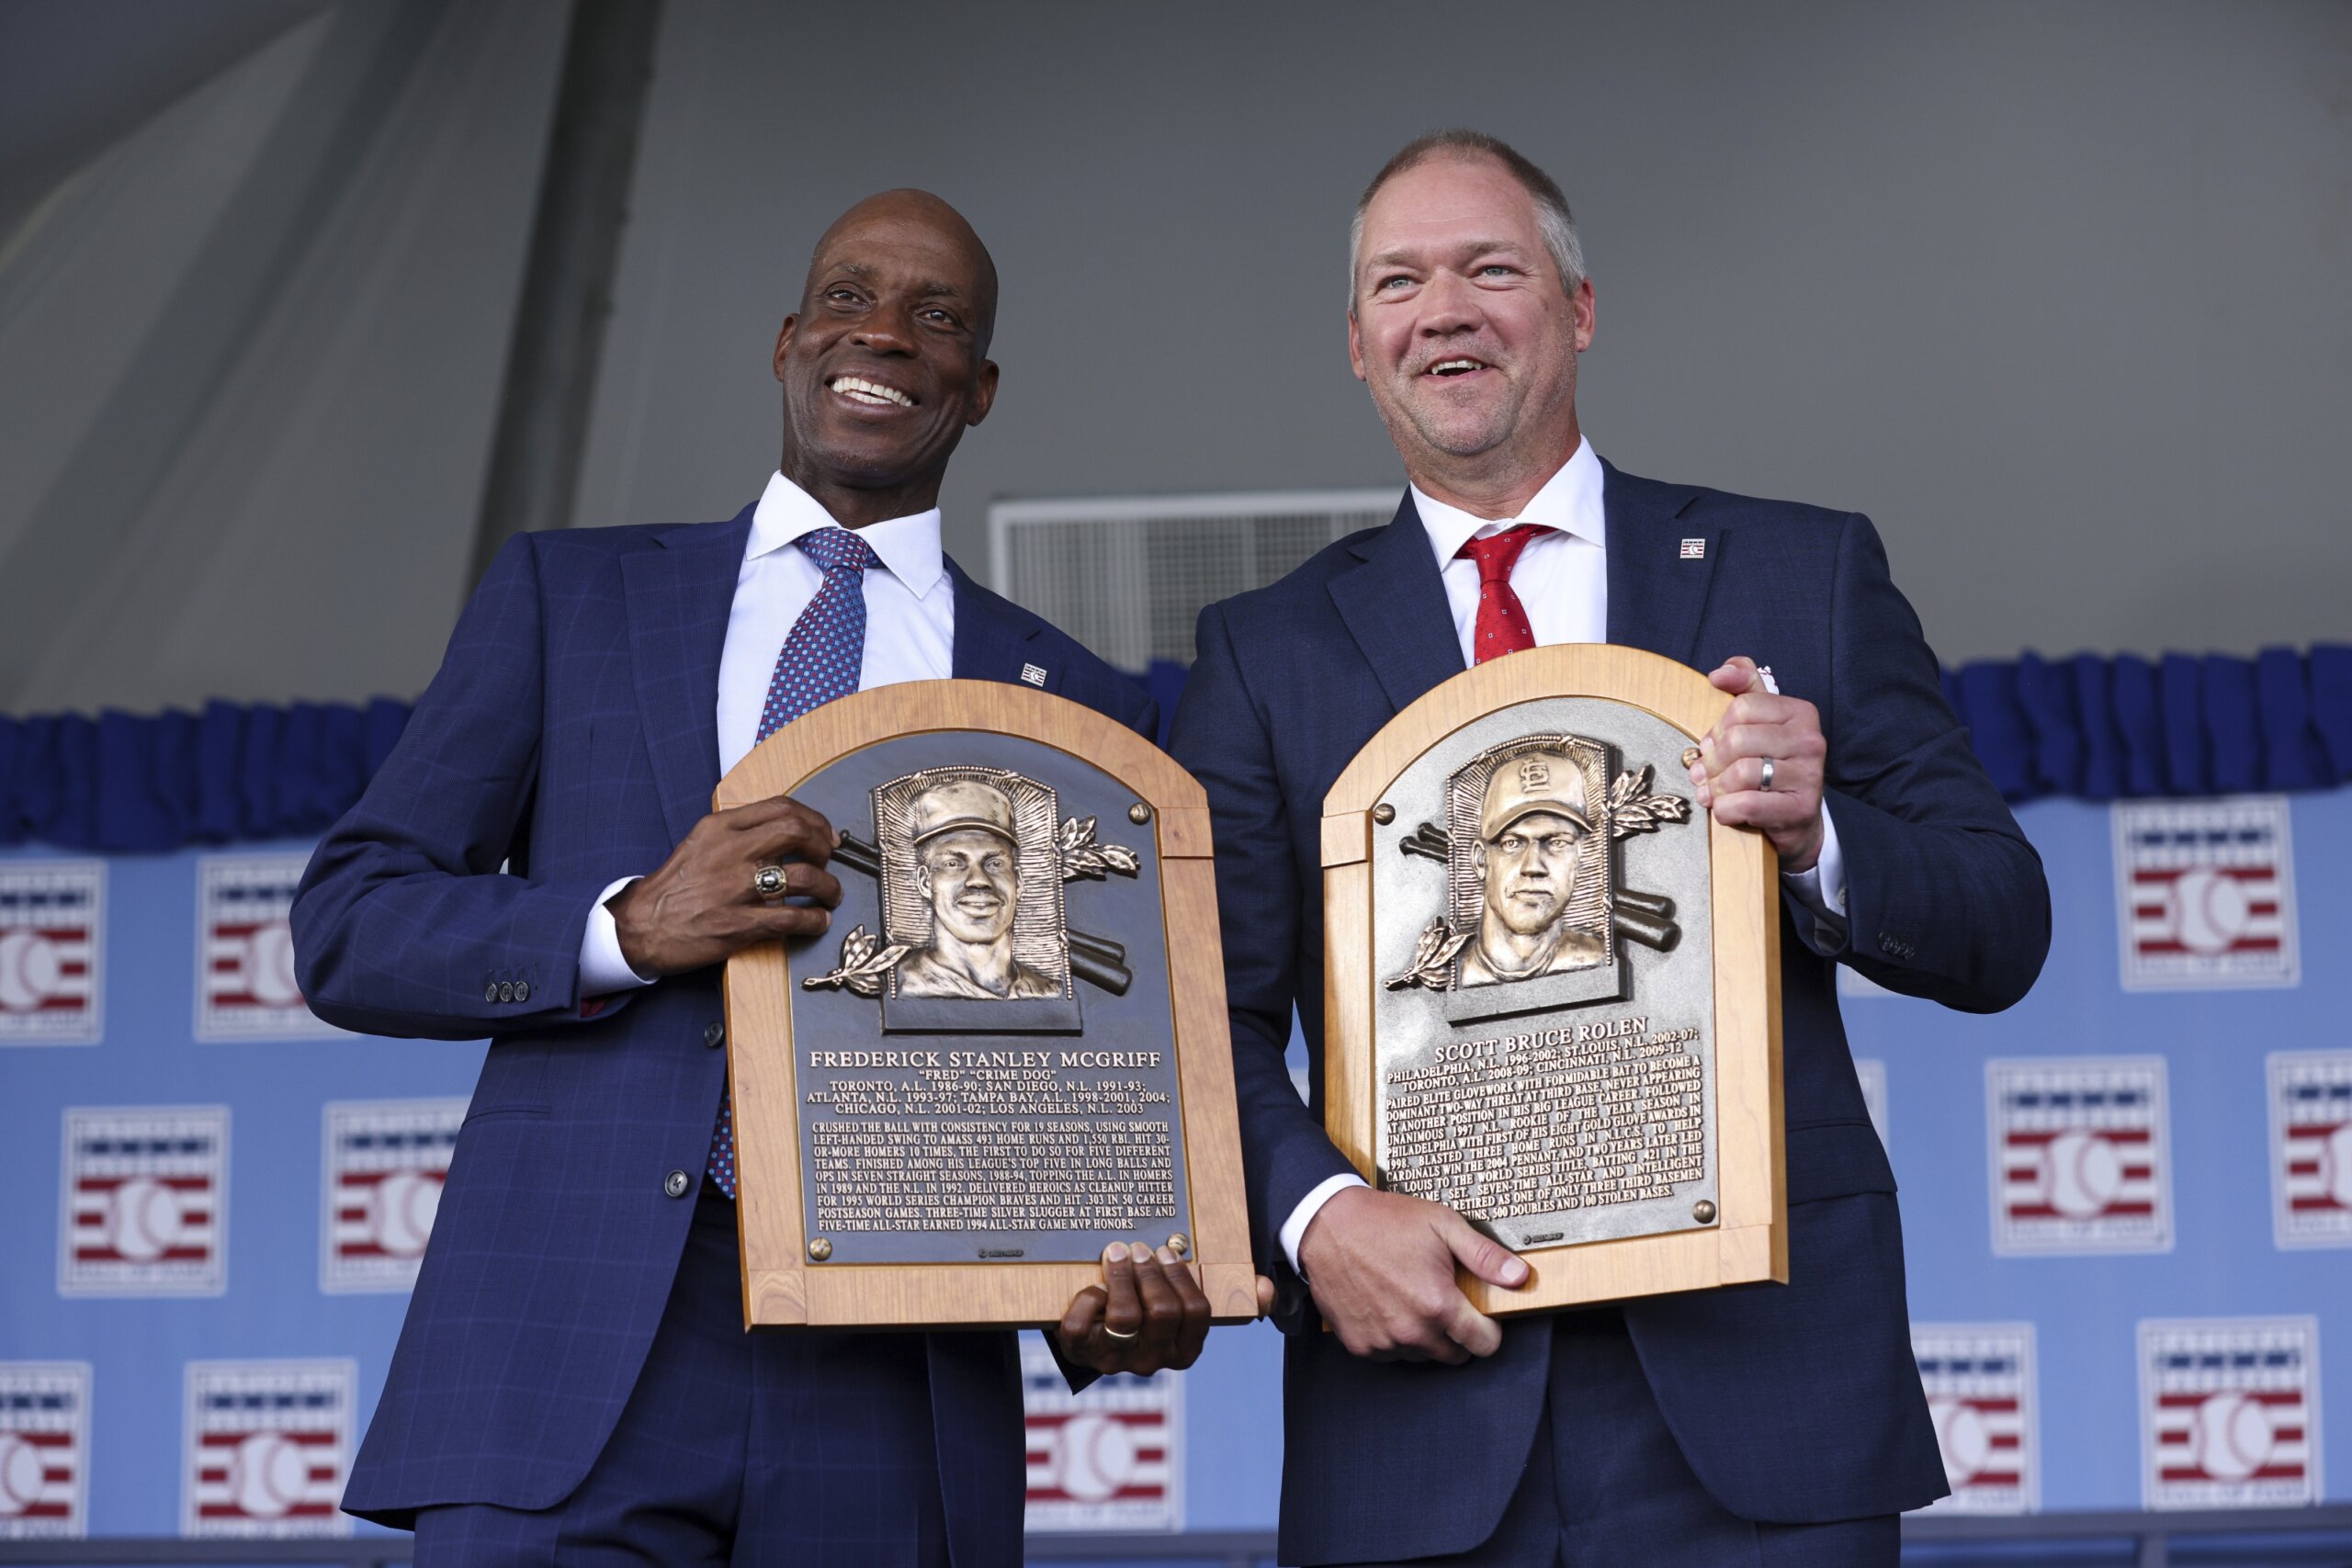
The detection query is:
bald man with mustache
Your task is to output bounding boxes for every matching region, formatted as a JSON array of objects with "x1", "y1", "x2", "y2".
[{"x1": 297, "y1": 190, "x2": 1231, "y2": 1565}]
